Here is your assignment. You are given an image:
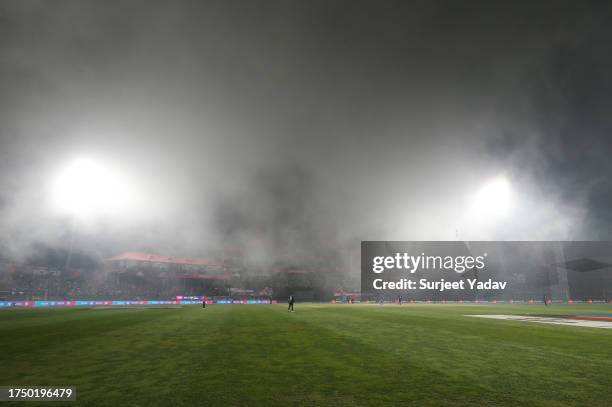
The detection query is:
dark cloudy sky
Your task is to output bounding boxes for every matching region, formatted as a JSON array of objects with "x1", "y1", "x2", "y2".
[{"x1": 0, "y1": 0, "x2": 611, "y2": 263}]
